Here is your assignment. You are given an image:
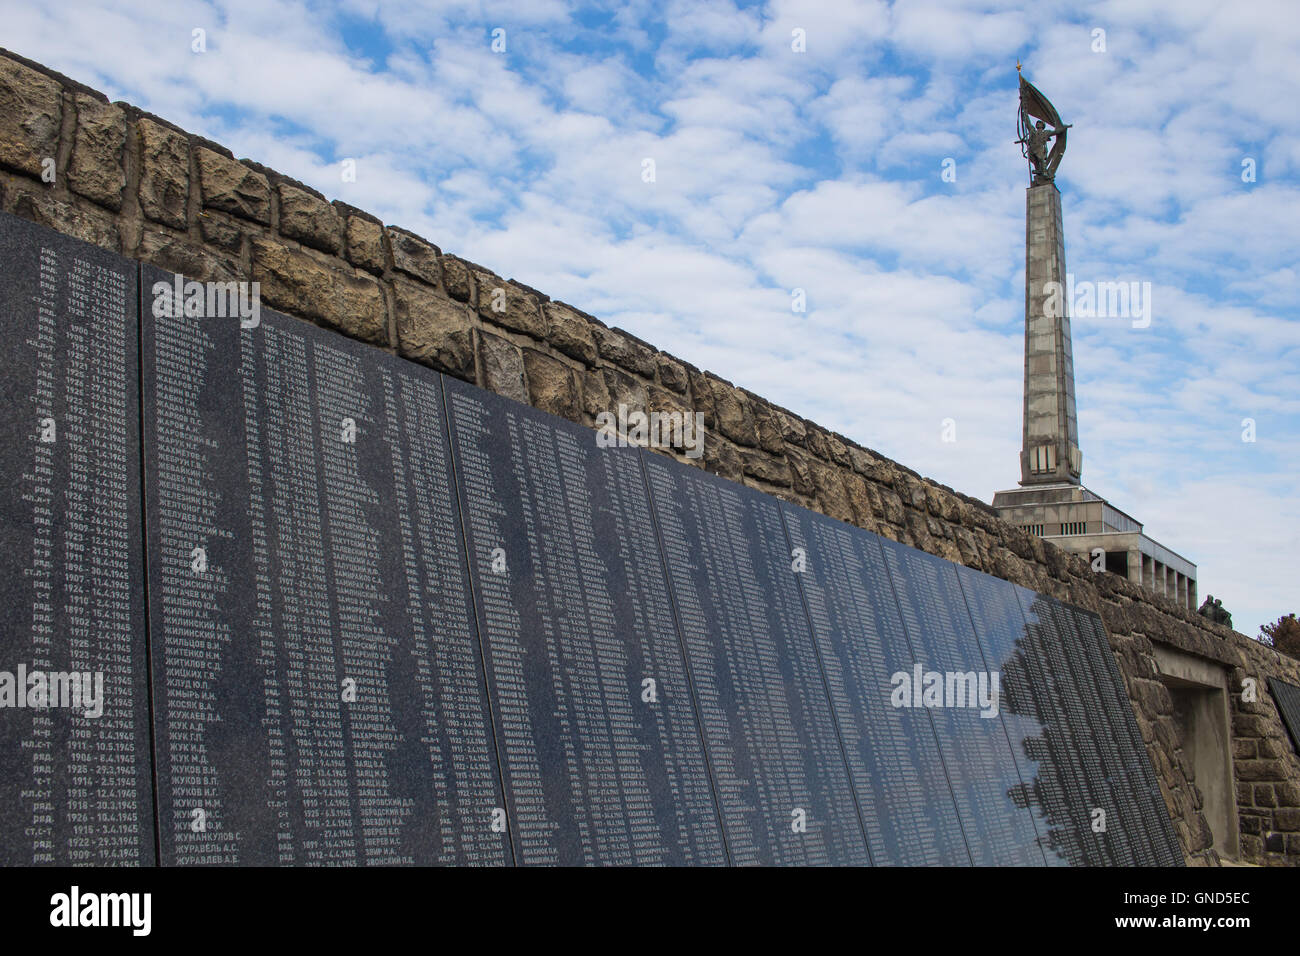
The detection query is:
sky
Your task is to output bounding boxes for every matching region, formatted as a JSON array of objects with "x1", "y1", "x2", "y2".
[{"x1": 3, "y1": 0, "x2": 1296, "y2": 638}]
